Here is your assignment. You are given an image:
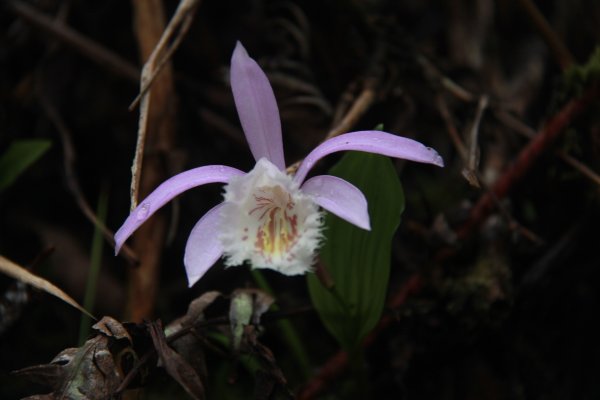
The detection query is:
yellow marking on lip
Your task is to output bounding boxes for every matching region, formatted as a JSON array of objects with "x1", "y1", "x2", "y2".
[{"x1": 249, "y1": 186, "x2": 299, "y2": 259}]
